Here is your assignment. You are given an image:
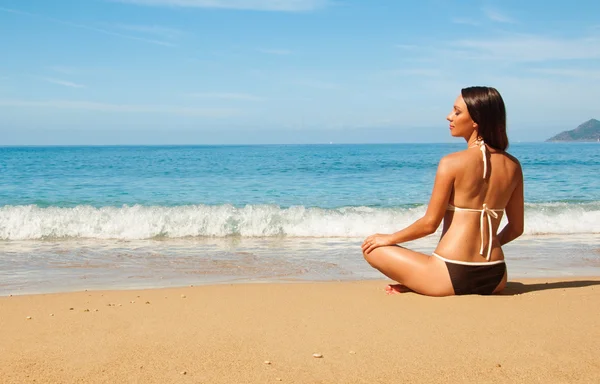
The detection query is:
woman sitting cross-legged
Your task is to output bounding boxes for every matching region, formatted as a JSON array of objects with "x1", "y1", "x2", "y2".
[{"x1": 362, "y1": 86, "x2": 524, "y2": 296}]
